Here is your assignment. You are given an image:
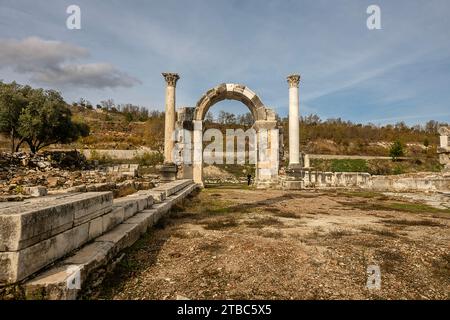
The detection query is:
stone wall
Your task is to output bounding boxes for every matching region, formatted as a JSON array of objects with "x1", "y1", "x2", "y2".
[{"x1": 282, "y1": 170, "x2": 450, "y2": 192}]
